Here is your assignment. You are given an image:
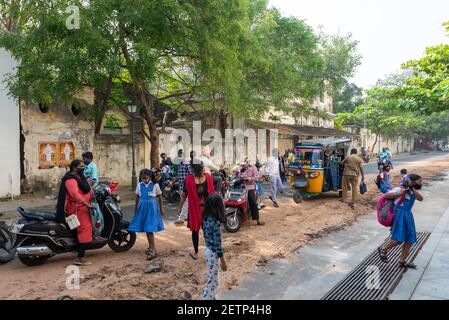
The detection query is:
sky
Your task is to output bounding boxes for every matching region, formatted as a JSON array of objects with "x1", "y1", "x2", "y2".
[{"x1": 269, "y1": 0, "x2": 449, "y2": 89}]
